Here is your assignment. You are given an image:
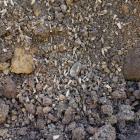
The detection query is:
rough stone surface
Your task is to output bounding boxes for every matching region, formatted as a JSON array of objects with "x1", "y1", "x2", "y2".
[
  {"x1": 70, "y1": 62, "x2": 82, "y2": 78},
  {"x1": 72, "y1": 127, "x2": 85, "y2": 140},
  {"x1": 62, "y1": 107, "x2": 74, "y2": 124},
  {"x1": 0, "y1": 100, "x2": 9, "y2": 124},
  {"x1": 101, "y1": 105, "x2": 113, "y2": 116},
  {"x1": 92, "y1": 124, "x2": 116, "y2": 140},
  {"x1": 117, "y1": 105, "x2": 135, "y2": 121},
  {"x1": 123, "y1": 47, "x2": 140, "y2": 81},
  {"x1": 3, "y1": 77, "x2": 17, "y2": 98},
  {"x1": 11, "y1": 47, "x2": 34, "y2": 74}
]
